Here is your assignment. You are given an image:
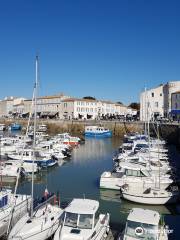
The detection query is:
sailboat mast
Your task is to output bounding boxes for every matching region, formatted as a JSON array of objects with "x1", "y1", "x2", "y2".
[
  {"x1": 31, "y1": 55, "x2": 38, "y2": 217},
  {"x1": 144, "y1": 87, "x2": 147, "y2": 135}
]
